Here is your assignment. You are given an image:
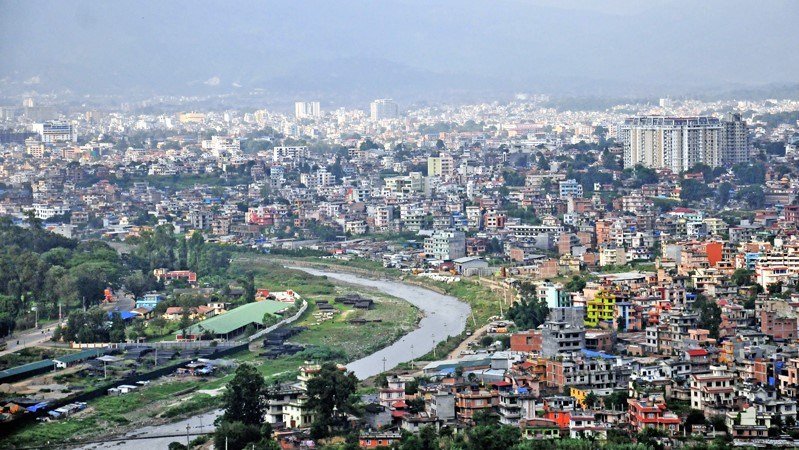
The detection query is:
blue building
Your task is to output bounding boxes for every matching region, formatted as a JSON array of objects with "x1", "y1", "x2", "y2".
[{"x1": 135, "y1": 293, "x2": 163, "y2": 310}]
